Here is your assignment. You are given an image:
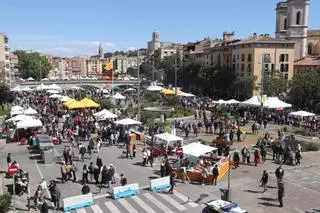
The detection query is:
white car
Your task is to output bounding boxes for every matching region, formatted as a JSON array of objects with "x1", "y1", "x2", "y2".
[{"x1": 206, "y1": 200, "x2": 247, "y2": 213}]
